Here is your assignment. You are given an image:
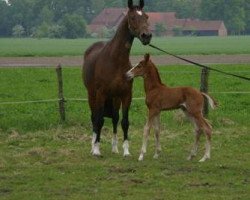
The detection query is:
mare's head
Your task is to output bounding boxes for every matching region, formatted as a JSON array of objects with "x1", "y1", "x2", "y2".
[
  {"x1": 127, "y1": 0, "x2": 152, "y2": 45},
  {"x1": 126, "y1": 53, "x2": 151, "y2": 79}
]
